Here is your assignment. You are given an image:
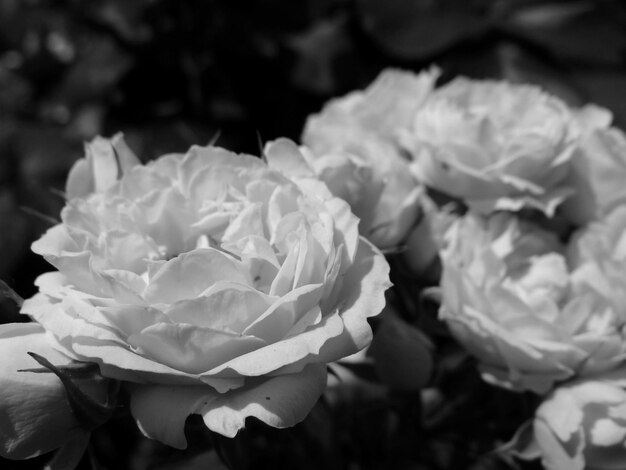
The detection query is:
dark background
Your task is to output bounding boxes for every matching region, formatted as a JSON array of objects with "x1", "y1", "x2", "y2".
[
  {"x1": 2, "y1": 0, "x2": 626, "y2": 305},
  {"x1": 1, "y1": 1, "x2": 626, "y2": 469}
]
